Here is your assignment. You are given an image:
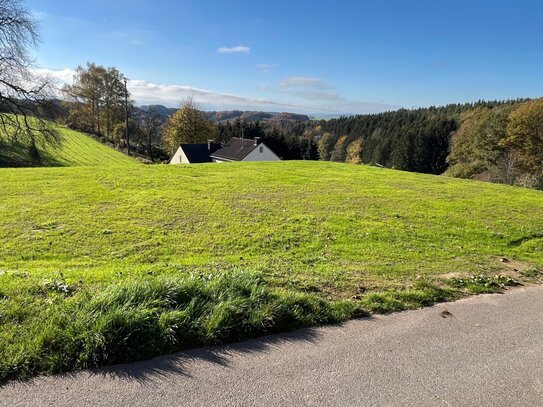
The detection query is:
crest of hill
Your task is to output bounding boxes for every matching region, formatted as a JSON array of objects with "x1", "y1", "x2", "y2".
[
  {"x1": 138, "y1": 105, "x2": 310, "y2": 123},
  {"x1": 206, "y1": 111, "x2": 310, "y2": 123}
]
